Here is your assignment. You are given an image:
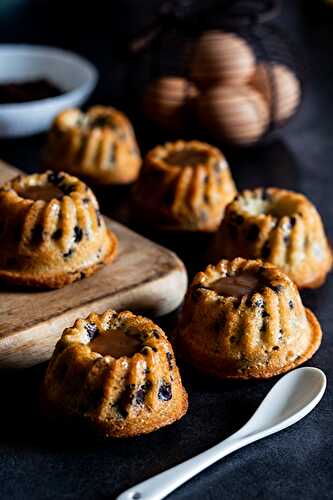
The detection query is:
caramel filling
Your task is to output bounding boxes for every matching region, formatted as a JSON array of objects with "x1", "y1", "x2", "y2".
[
  {"x1": 90, "y1": 329, "x2": 140, "y2": 358},
  {"x1": 165, "y1": 148, "x2": 210, "y2": 167},
  {"x1": 18, "y1": 184, "x2": 64, "y2": 202},
  {"x1": 210, "y1": 272, "x2": 259, "y2": 298}
]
